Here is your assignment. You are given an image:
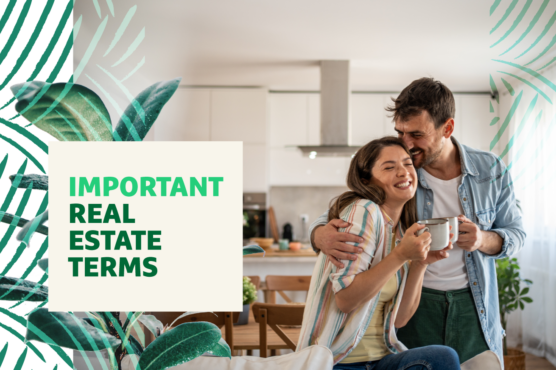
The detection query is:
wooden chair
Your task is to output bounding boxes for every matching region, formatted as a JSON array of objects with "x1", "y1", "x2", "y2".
[
  {"x1": 246, "y1": 275, "x2": 261, "y2": 290},
  {"x1": 252, "y1": 302, "x2": 305, "y2": 358},
  {"x1": 151, "y1": 311, "x2": 238, "y2": 349},
  {"x1": 264, "y1": 275, "x2": 311, "y2": 304}
]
